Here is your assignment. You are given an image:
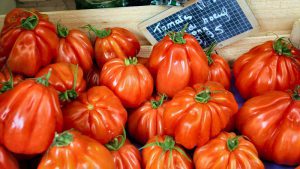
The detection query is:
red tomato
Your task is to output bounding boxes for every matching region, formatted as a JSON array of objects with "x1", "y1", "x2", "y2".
[
  {"x1": 194, "y1": 132, "x2": 264, "y2": 169},
  {"x1": 38, "y1": 130, "x2": 115, "y2": 169},
  {"x1": 296, "y1": 166, "x2": 300, "y2": 169},
  {"x1": 63, "y1": 86, "x2": 127, "y2": 144},
  {"x1": 149, "y1": 28, "x2": 209, "y2": 97},
  {"x1": 0, "y1": 66, "x2": 23, "y2": 93},
  {"x1": 100, "y1": 57, "x2": 153, "y2": 108},
  {"x1": 84, "y1": 24, "x2": 140, "y2": 67},
  {"x1": 0, "y1": 71, "x2": 63, "y2": 154},
  {"x1": 105, "y1": 130, "x2": 142, "y2": 169},
  {"x1": 0, "y1": 10, "x2": 59, "y2": 76},
  {"x1": 0, "y1": 146, "x2": 19, "y2": 169},
  {"x1": 35, "y1": 63, "x2": 86, "y2": 103},
  {"x1": 163, "y1": 81, "x2": 238, "y2": 149},
  {"x1": 142, "y1": 135, "x2": 193, "y2": 169},
  {"x1": 86, "y1": 65, "x2": 101, "y2": 88},
  {"x1": 233, "y1": 38, "x2": 300, "y2": 99},
  {"x1": 236, "y1": 86, "x2": 300, "y2": 165},
  {"x1": 206, "y1": 44, "x2": 231, "y2": 89},
  {"x1": 128, "y1": 94, "x2": 167, "y2": 144},
  {"x1": 55, "y1": 24, "x2": 93, "y2": 73},
  {"x1": 224, "y1": 115, "x2": 236, "y2": 132}
]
